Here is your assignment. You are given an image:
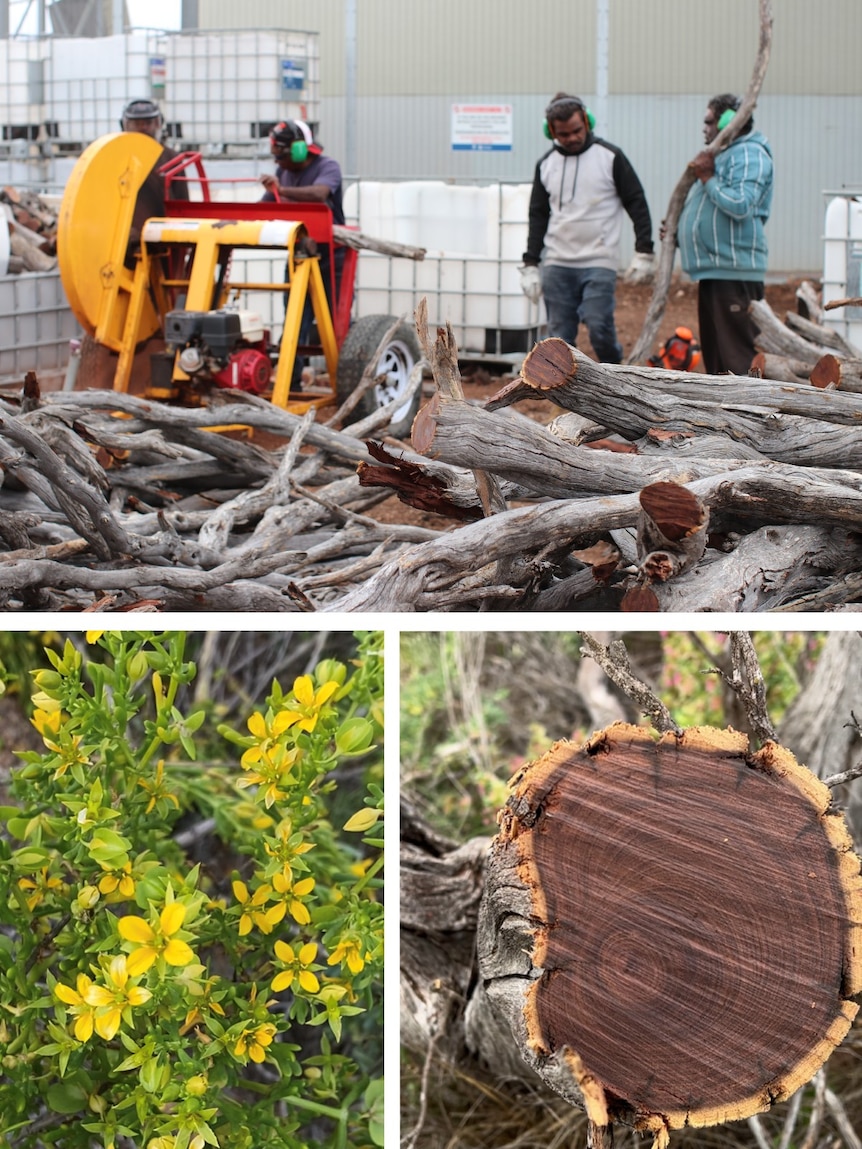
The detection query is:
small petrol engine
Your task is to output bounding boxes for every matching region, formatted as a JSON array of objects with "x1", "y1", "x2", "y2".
[{"x1": 164, "y1": 308, "x2": 272, "y2": 394}]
